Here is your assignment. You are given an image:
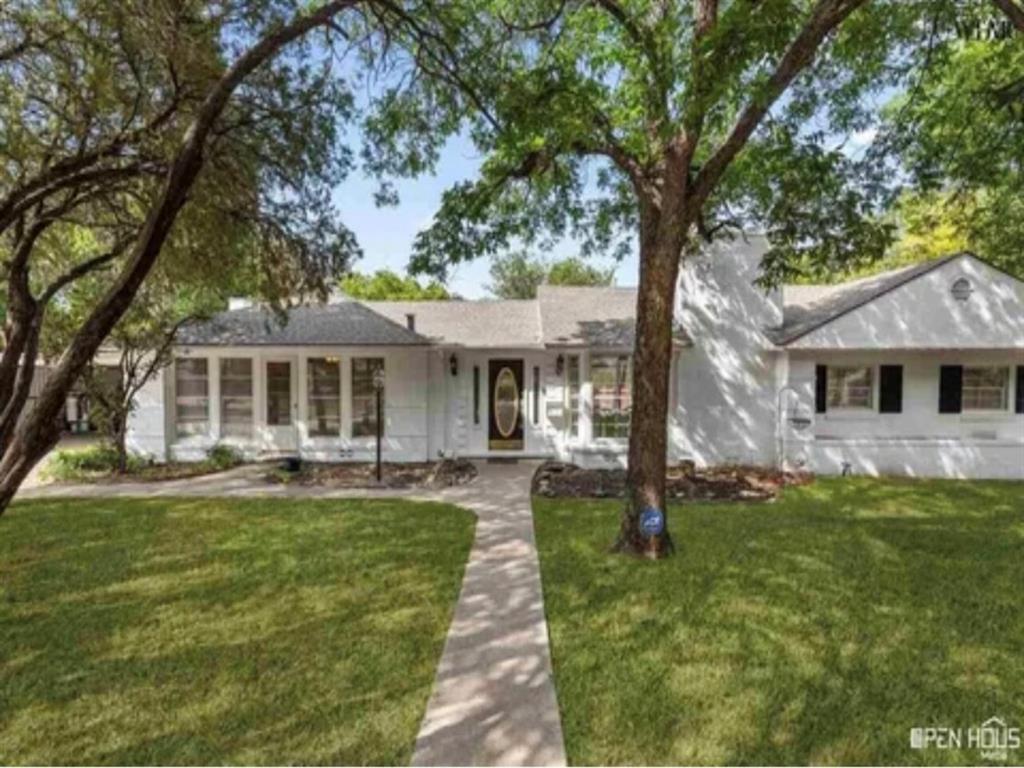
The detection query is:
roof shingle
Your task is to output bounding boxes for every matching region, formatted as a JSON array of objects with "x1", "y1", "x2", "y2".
[{"x1": 178, "y1": 301, "x2": 429, "y2": 347}]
